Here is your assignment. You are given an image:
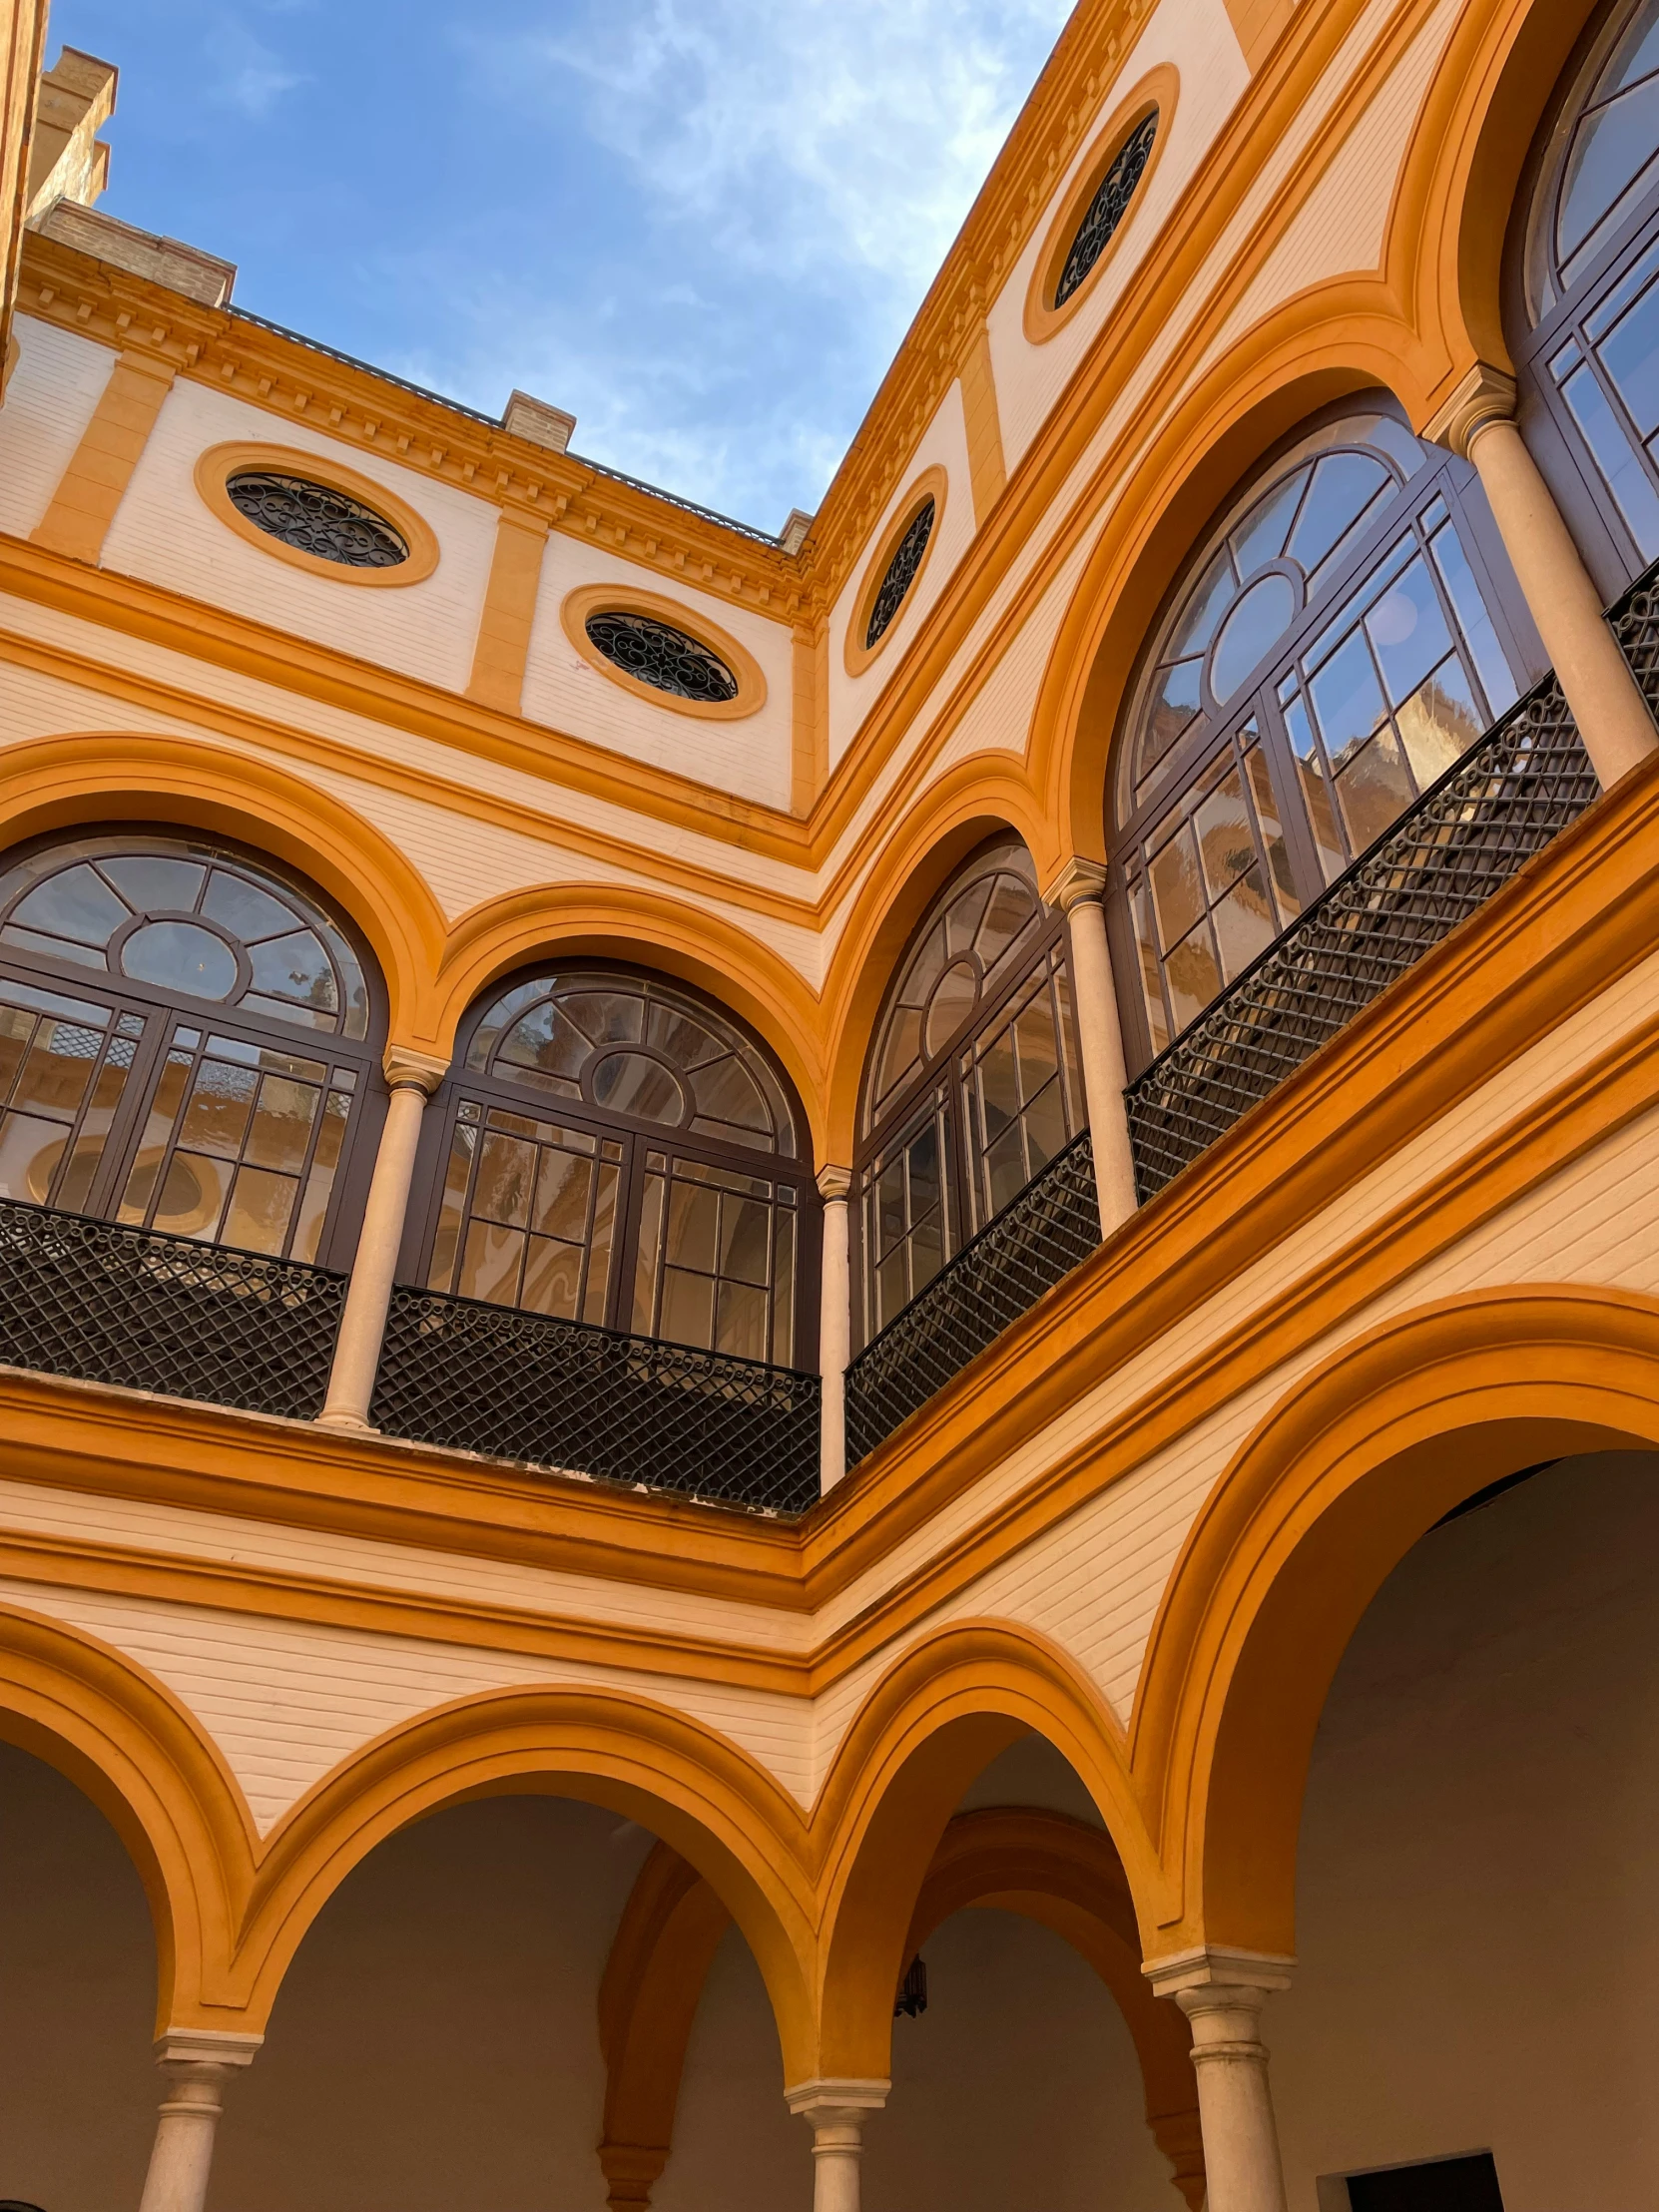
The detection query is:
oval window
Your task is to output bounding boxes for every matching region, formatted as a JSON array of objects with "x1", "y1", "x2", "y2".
[
  {"x1": 225, "y1": 472, "x2": 409, "y2": 569},
  {"x1": 865, "y1": 497, "x2": 936, "y2": 651},
  {"x1": 1054, "y1": 110, "x2": 1158, "y2": 309},
  {"x1": 583, "y1": 610, "x2": 740, "y2": 704}
]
